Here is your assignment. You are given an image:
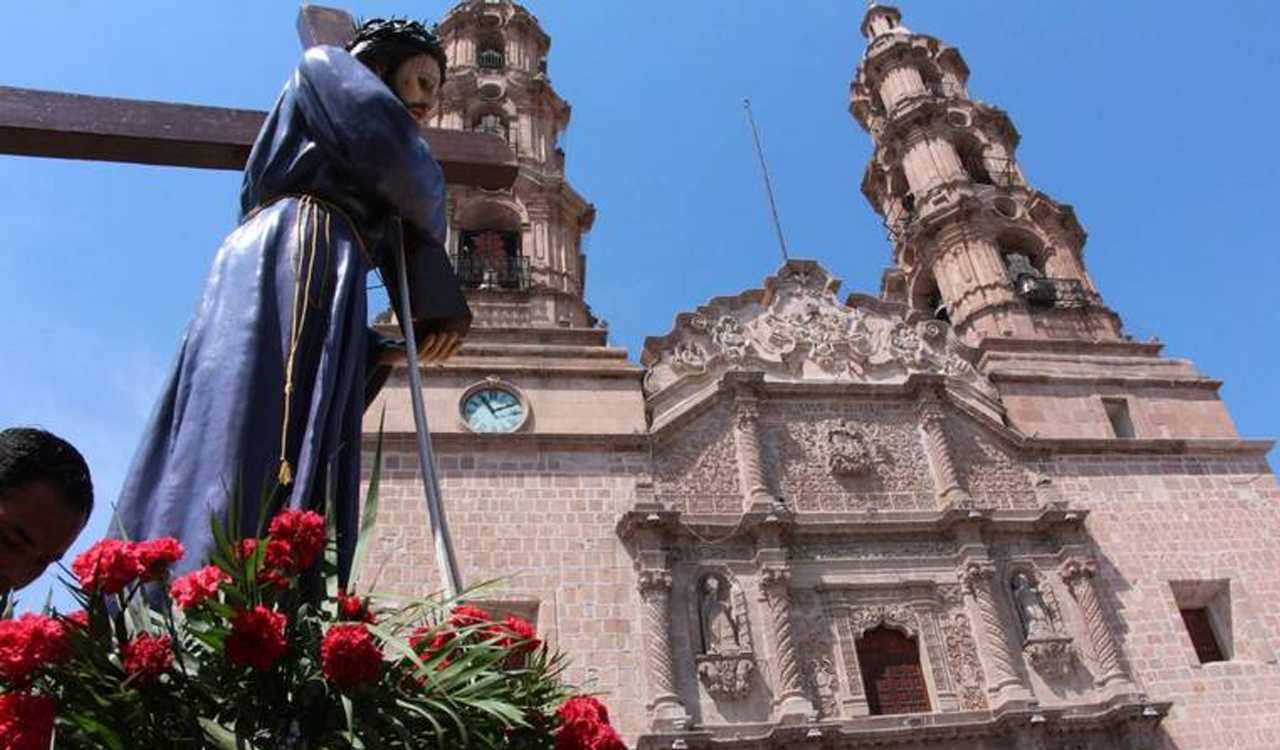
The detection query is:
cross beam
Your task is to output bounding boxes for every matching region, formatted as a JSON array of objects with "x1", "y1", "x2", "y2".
[{"x1": 0, "y1": 6, "x2": 517, "y2": 189}]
